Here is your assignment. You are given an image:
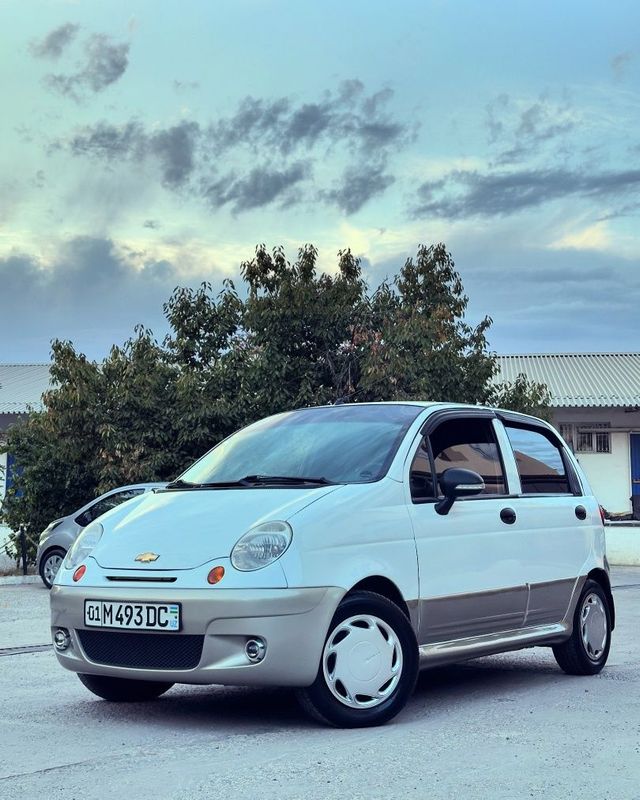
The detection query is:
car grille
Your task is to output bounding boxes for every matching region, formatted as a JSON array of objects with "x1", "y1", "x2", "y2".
[{"x1": 77, "y1": 629, "x2": 204, "y2": 670}]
